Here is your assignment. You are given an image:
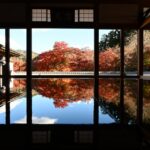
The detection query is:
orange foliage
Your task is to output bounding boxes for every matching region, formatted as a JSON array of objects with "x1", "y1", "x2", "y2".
[
  {"x1": 32, "y1": 41, "x2": 94, "y2": 71},
  {"x1": 33, "y1": 42, "x2": 121, "y2": 71},
  {"x1": 32, "y1": 79, "x2": 94, "y2": 108},
  {"x1": 99, "y1": 48, "x2": 120, "y2": 71},
  {"x1": 53, "y1": 41, "x2": 68, "y2": 50},
  {"x1": 12, "y1": 79, "x2": 26, "y2": 92},
  {"x1": 13, "y1": 59, "x2": 26, "y2": 71},
  {"x1": 99, "y1": 79, "x2": 120, "y2": 102},
  {"x1": 11, "y1": 78, "x2": 148, "y2": 110}
]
